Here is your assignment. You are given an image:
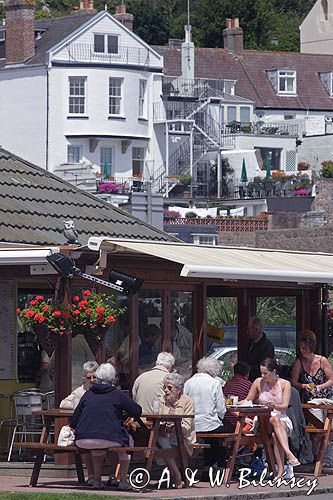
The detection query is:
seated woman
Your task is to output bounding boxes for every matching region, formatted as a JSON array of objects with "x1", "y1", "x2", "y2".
[
  {"x1": 70, "y1": 363, "x2": 142, "y2": 490},
  {"x1": 244, "y1": 357, "x2": 299, "y2": 478},
  {"x1": 290, "y1": 330, "x2": 333, "y2": 402},
  {"x1": 60, "y1": 361, "x2": 98, "y2": 409},
  {"x1": 157, "y1": 372, "x2": 196, "y2": 489}
]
